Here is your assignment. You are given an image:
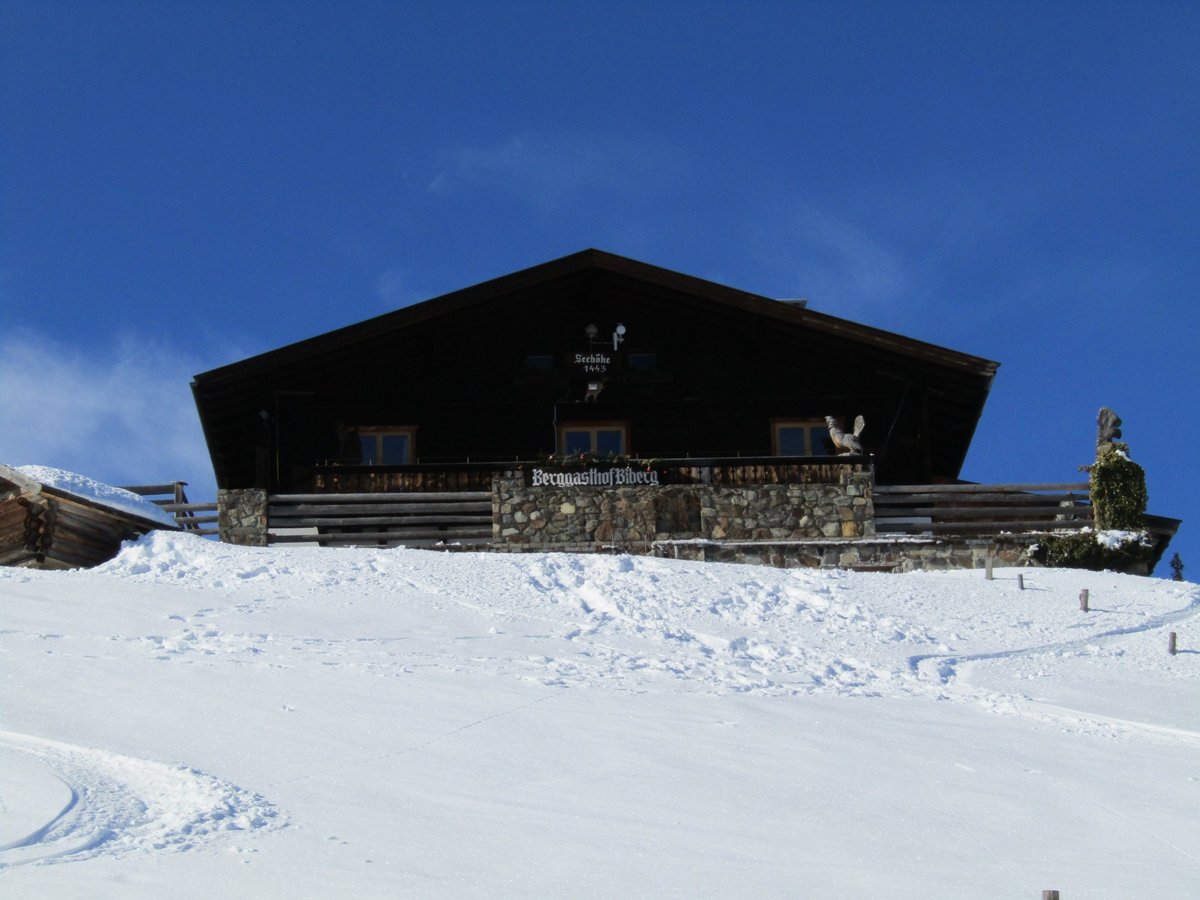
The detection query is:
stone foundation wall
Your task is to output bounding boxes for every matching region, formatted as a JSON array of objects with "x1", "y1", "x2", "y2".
[
  {"x1": 220, "y1": 474, "x2": 1069, "y2": 574},
  {"x1": 493, "y1": 472, "x2": 874, "y2": 550},
  {"x1": 218, "y1": 488, "x2": 268, "y2": 546},
  {"x1": 654, "y1": 535, "x2": 1037, "y2": 572},
  {"x1": 703, "y1": 476, "x2": 874, "y2": 541}
]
